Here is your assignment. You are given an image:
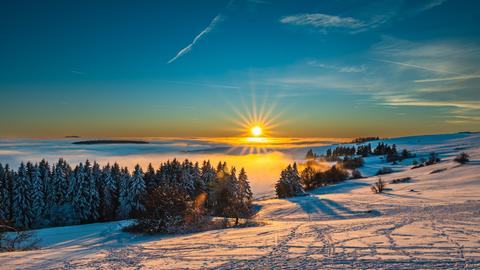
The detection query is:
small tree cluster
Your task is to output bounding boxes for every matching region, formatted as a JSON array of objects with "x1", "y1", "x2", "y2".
[
  {"x1": 322, "y1": 143, "x2": 412, "y2": 162},
  {"x1": 275, "y1": 163, "x2": 305, "y2": 198},
  {"x1": 325, "y1": 146, "x2": 356, "y2": 158},
  {"x1": 339, "y1": 156, "x2": 364, "y2": 169},
  {"x1": 412, "y1": 152, "x2": 442, "y2": 169},
  {"x1": 351, "y1": 137, "x2": 380, "y2": 144},
  {"x1": 298, "y1": 165, "x2": 349, "y2": 191}
]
